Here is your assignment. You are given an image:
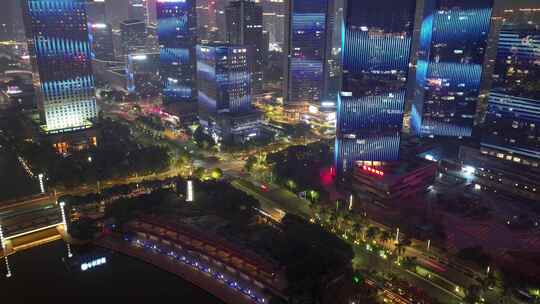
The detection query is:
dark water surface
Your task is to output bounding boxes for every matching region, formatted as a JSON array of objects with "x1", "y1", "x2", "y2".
[{"x1": 0, "y1": 240, "x2": 224, "y2": 302}]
